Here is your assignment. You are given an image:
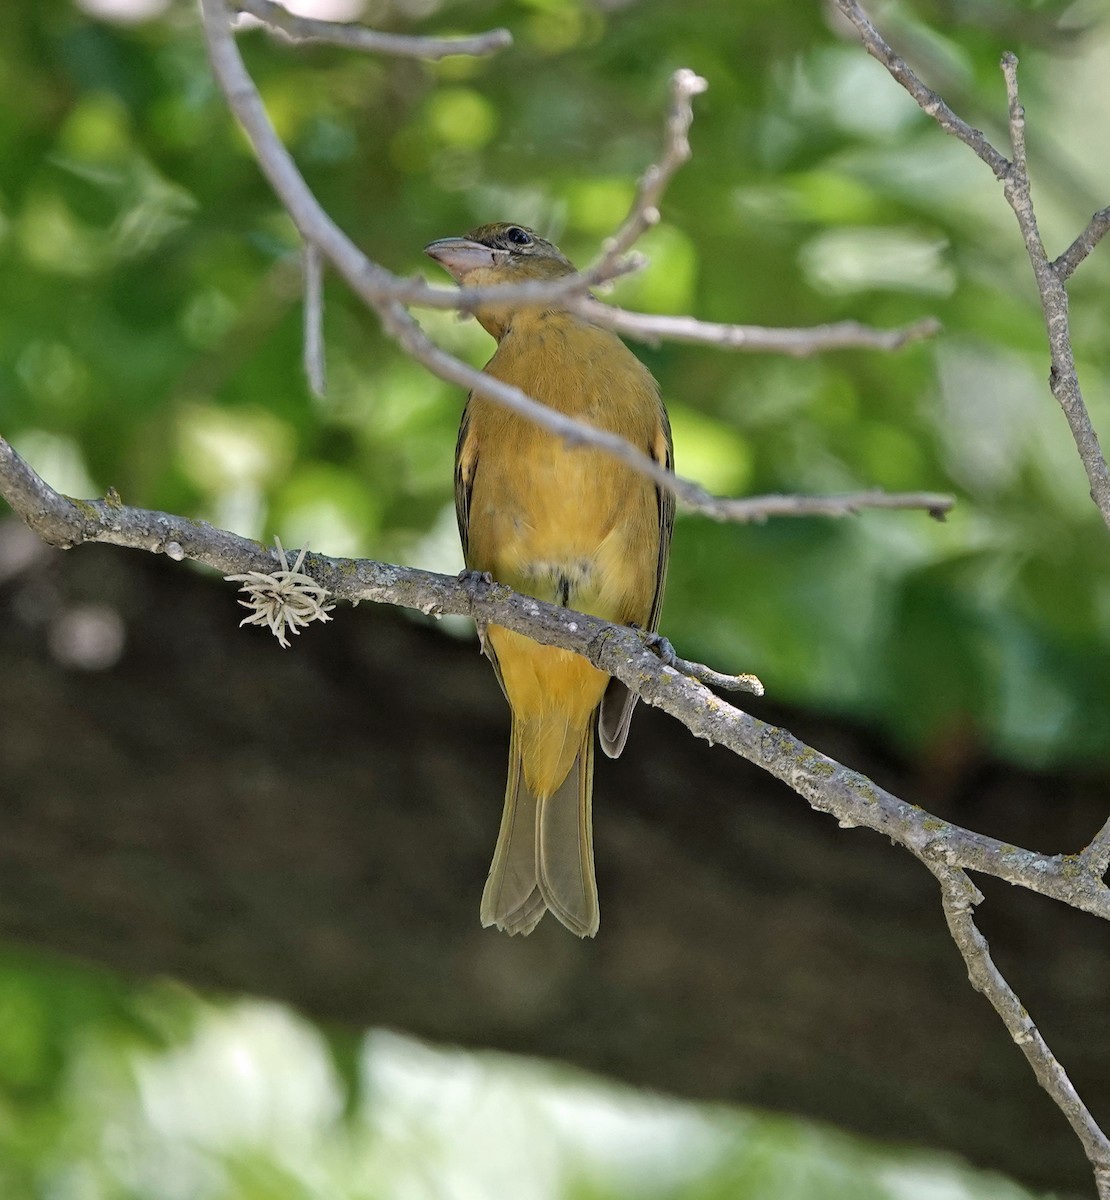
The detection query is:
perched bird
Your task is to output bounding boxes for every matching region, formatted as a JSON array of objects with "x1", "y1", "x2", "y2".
[{"x1": 425, "y1": 223, "x2": 674, "y2": 938}]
